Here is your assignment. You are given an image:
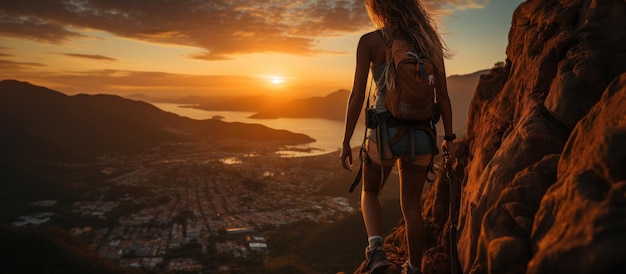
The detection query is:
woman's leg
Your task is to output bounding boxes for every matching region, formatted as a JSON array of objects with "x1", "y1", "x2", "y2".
[
  {"x1": 360, "y1": 160, "x2": 394, "y2": 272},
  {"x1": 361, "y1": 161, "x2": 393, "y2": 238},
  {"x1": 397, "y1": 159, "x2": 429, "y2": 267}
]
